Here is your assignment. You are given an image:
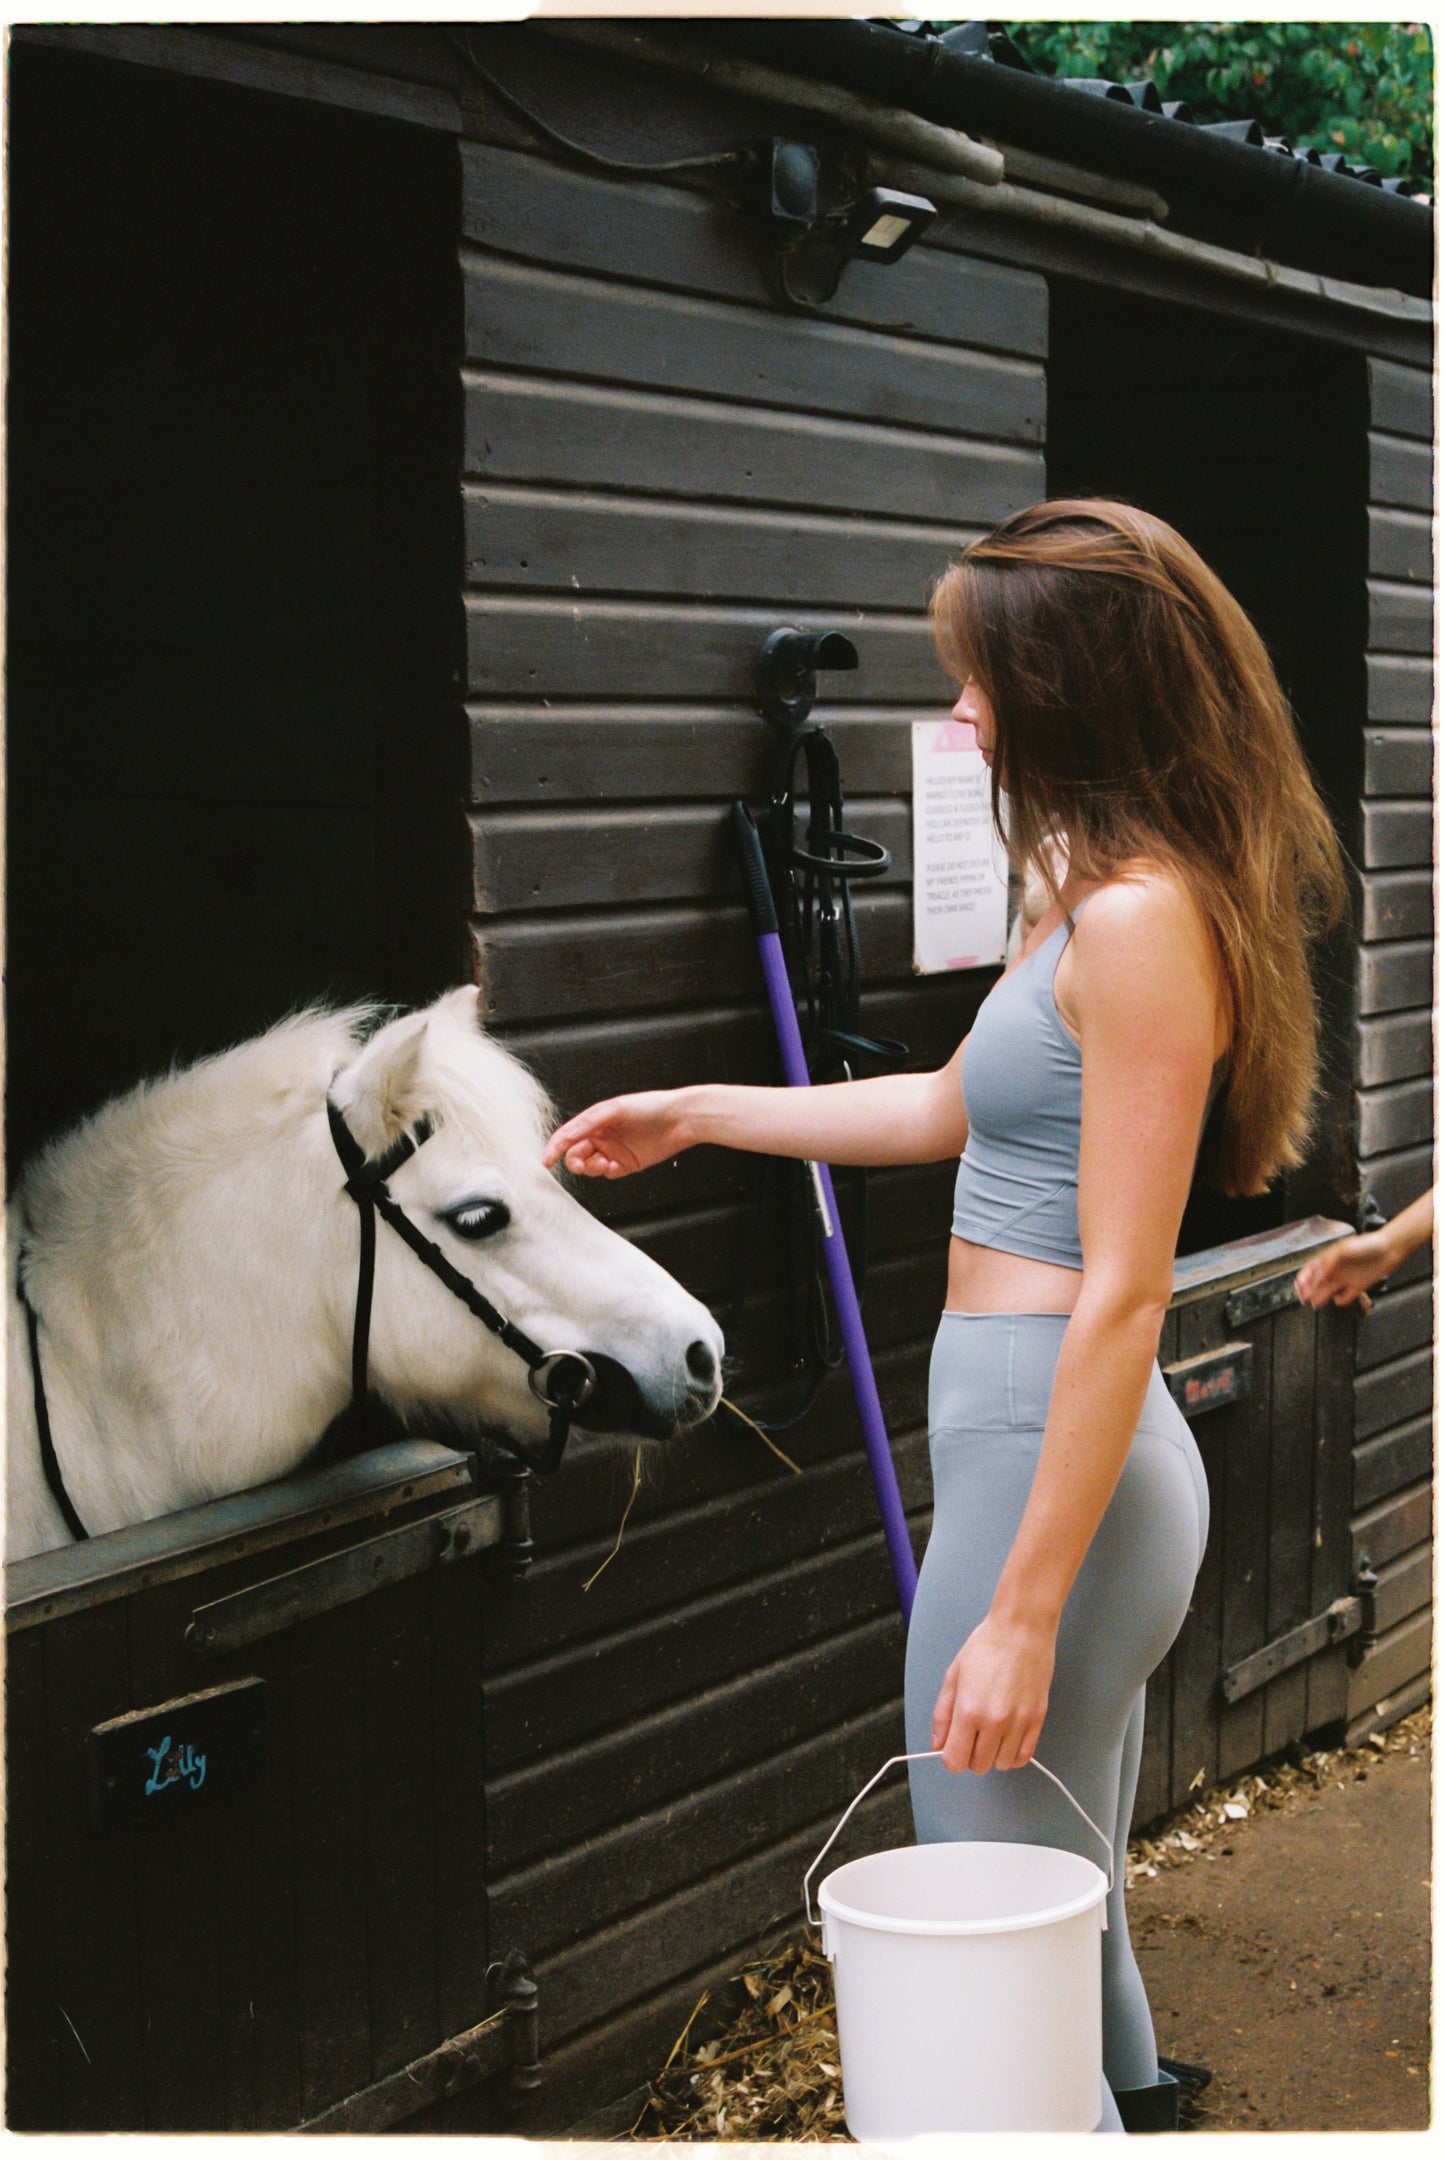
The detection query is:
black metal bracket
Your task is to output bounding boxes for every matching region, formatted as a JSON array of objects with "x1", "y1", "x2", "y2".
[
  {"x1": 1224, "y1": 1269, "x2": 1306, "y2": 1329},
  {"x1": 297, "y1": 1949, "x2": 541, "y2": 2131},
  {"x1": 487, "y1": 1454, "x2": 536, "y2": 1584},
  {"x1": 1219, "y1": 1594, "x2": 1363, "y2": 1703},
  {"x1": 756, "y1": 626, "x2": 858, "y2": 731},
  {"x1": 1349, "y1": 1553, "x2": 1379, "y2": 1668},
  {"x1": 491, "y1": 1948, "x2": 542, "y2": 2113}
]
